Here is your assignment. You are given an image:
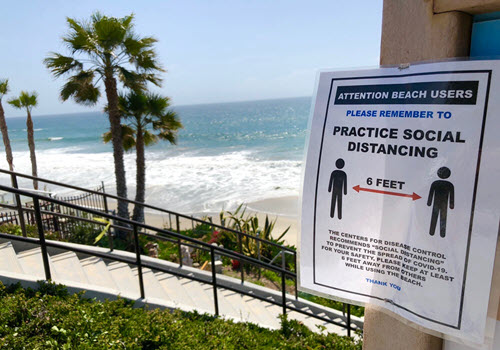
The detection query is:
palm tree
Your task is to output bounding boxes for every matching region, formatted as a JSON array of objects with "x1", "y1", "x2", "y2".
[
  {"x1": 8, "y1": 91, "x2": 38, "y2": 189},
  {"x1": 104, "y1": 91, "x2": 182, "y2": 223},
  {"x1": 0, "y1": 79, "x2": 14, "y2": 171},
  {"x1": 44, "y1": 12, "x2": 164, "y2": 220}
]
